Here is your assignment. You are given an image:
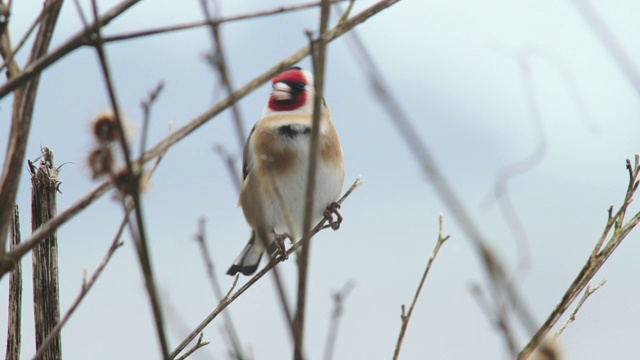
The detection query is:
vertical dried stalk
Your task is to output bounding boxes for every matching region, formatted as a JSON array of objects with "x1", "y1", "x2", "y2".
[
  {"x1": 30, "y1": 148, "x2": 62, "y2": 359},
  {"x1": 0, "y1": 0, "x2": 63, "y2": 259},
  {"x1": 323, "y1": 281, "x2": 355, "y2": 360},
  {"x1": 294, "y1": 1, "x2": 331, "y2": 358},
  {"x1": 5, "y1": 204, "x2": 22, "y2": 360},
  {"x1": 0, "y1": 0, "x2": 402, "y2": 281}
]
